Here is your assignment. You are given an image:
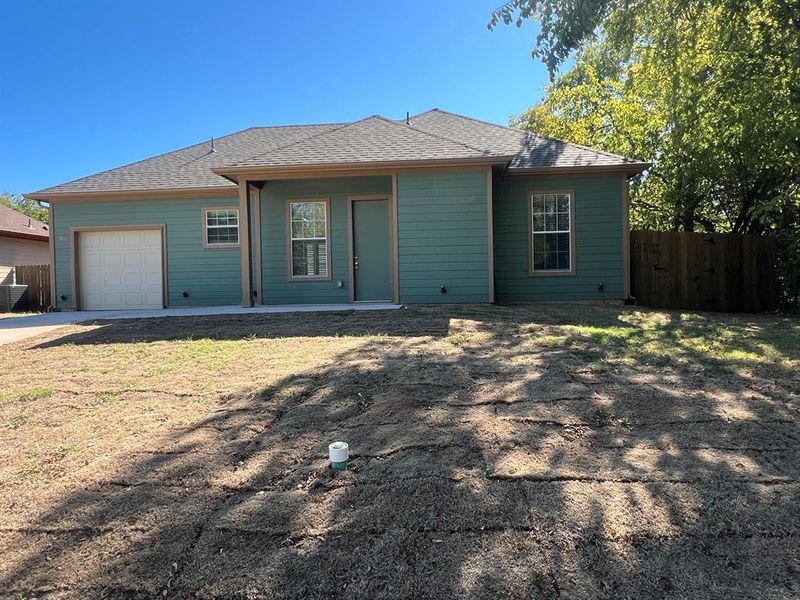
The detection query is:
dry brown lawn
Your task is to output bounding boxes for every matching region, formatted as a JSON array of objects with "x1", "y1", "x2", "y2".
[{"x1": 0, "y1": 304, "x2": 799, "y2": 599}]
